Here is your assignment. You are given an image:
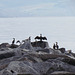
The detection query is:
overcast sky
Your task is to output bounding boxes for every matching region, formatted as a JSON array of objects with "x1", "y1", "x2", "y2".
[{"x1": 0, "y1": 0, "x2": 75, "y2": 17}]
